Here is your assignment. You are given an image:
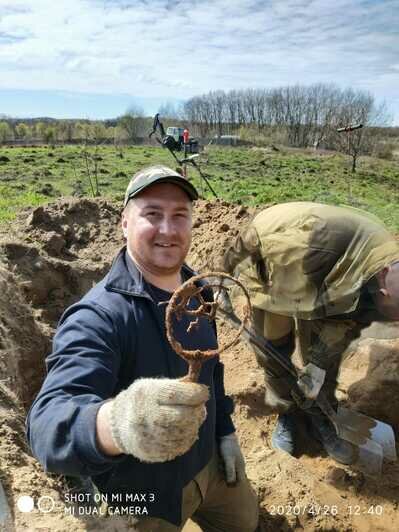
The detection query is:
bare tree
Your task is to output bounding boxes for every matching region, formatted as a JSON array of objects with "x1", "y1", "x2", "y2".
[
  {"x1": 118, "y1": 105, "x2": 146, "y2": 142},
  {"x1": 157, "y1": 102, "x2": 180, "y2": 120},
  {"x1": 56, "y1": 120, "x2": 76, "y2": 144},
  {"x1": 76, "y1": 121, "x2": 109, "y2": 197},
  {"x1": 182, "y1": 84, "x2": 392, "y2": 153},
  {"x1": 15, "y1": 123, "x2": 30, "y2": 141},
  {"x1": 0, "y1": 122, "x2": 13, "y2": 143},
  {"x1": 113, "y1": 125, "x2": 128, "y2": 158},
  {"x1": 310, "y1": 84, "x2": 340, "y2": 149},
  {"x1": 43, "y1": 126, "x2": 57, "y2": 146},
  {"x1": 210, "y1": 91, "x2": 226, "y2": 137},
  {"x1": 330, "y1": 90, "x2": 390, "y2": 173}
]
